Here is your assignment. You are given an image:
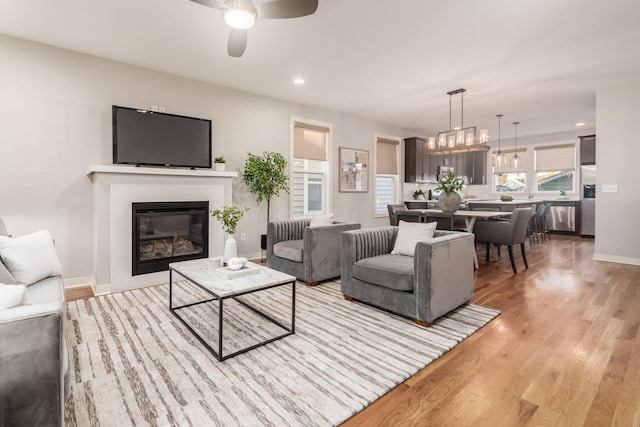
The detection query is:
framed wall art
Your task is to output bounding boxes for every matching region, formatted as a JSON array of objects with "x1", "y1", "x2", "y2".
[{"x1": 339, "y1": 147, "x2": 369, "y2": 192}]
